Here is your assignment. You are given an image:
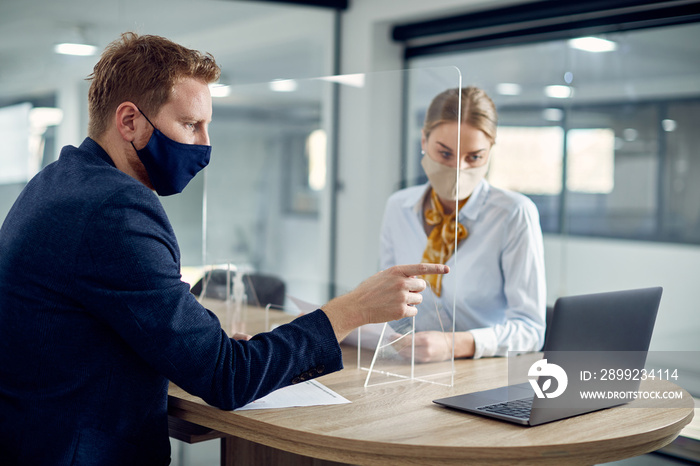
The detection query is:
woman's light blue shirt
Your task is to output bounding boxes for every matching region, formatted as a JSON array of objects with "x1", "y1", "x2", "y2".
[{"x1": 379, "y1": 180, "x2": 546, "y2": 358}]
